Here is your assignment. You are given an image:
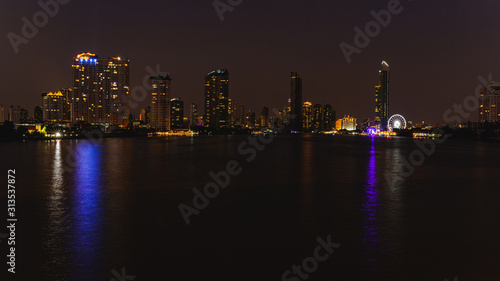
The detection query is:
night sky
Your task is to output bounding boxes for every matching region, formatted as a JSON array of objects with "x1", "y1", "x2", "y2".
[{"x1": 2, "y1": 0, "x2": 499, "y2": 124}]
